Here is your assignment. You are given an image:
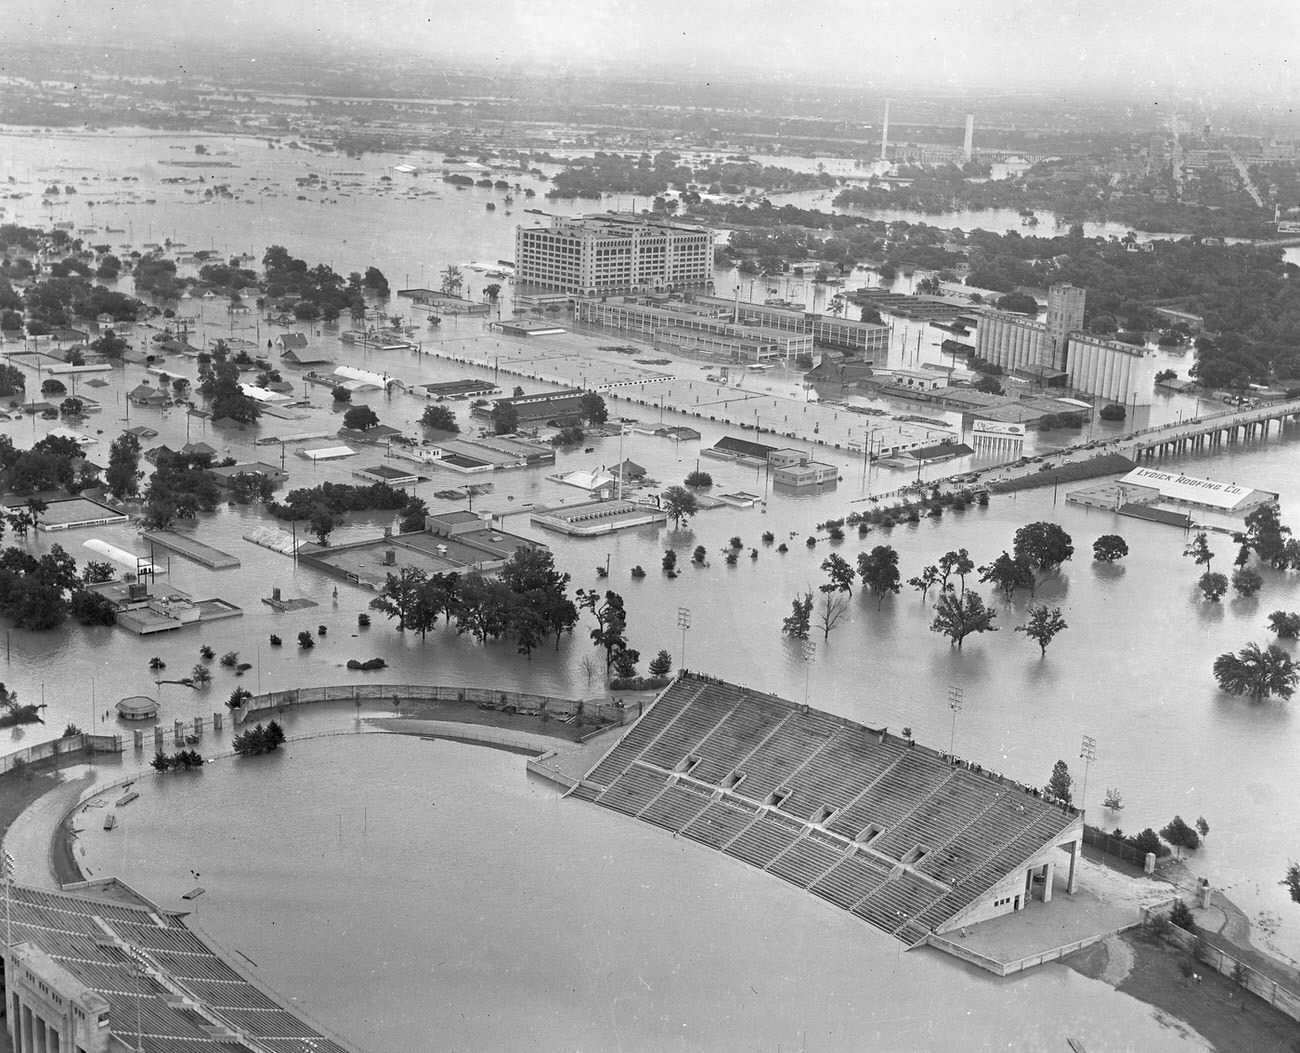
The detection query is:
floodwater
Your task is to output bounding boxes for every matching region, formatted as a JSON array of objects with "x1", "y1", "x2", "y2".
[
  {"x1": 3, "y1": 128, "x2": 1300, "y2": 970},
  {"x1": 76, "y1": 734, "x2": 1208, "y2": 1053}
]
